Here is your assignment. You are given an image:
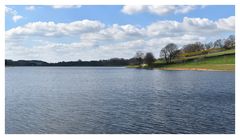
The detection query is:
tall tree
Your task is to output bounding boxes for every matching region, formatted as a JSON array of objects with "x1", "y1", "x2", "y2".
[
  {"x1": 204, "y1": 42, "x2": 214, "y2": 50},
  {"x1": 214, "y1": 39, "x2": 224, "y2": 48},
  {"x1": 144, "y1": 52, "x2": 155, "y2": 67},
  {"x1": 224, "y1": 35, "x2": 235, "y2": 49},
  {"x1": 134, "y1": 51, "x2": 145, "y2": 65},
  {"x1": 160, "y1": 43, "x2": 178, "y2": 63}
]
